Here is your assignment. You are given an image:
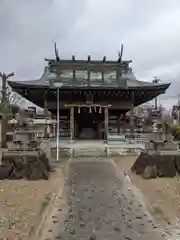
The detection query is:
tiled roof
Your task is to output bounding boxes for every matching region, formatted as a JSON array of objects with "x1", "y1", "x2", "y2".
[{"x1": 8, "y1": 67, "x2": 171, "y2": 91}]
